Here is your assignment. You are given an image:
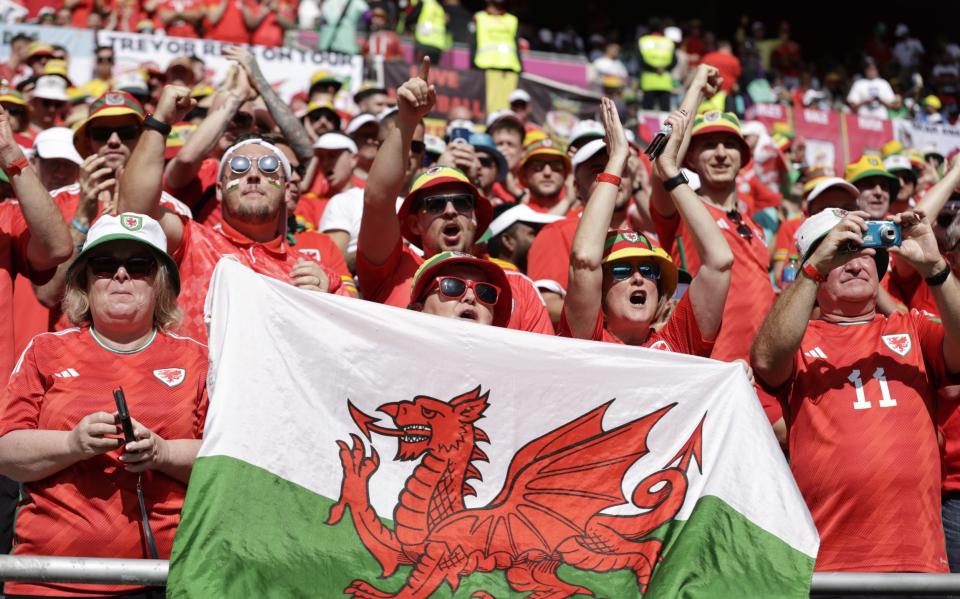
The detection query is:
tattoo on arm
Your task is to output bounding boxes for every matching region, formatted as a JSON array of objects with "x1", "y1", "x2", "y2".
[{"x1": 250, "y1": 62, "x2": 313, "y2": 163}]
